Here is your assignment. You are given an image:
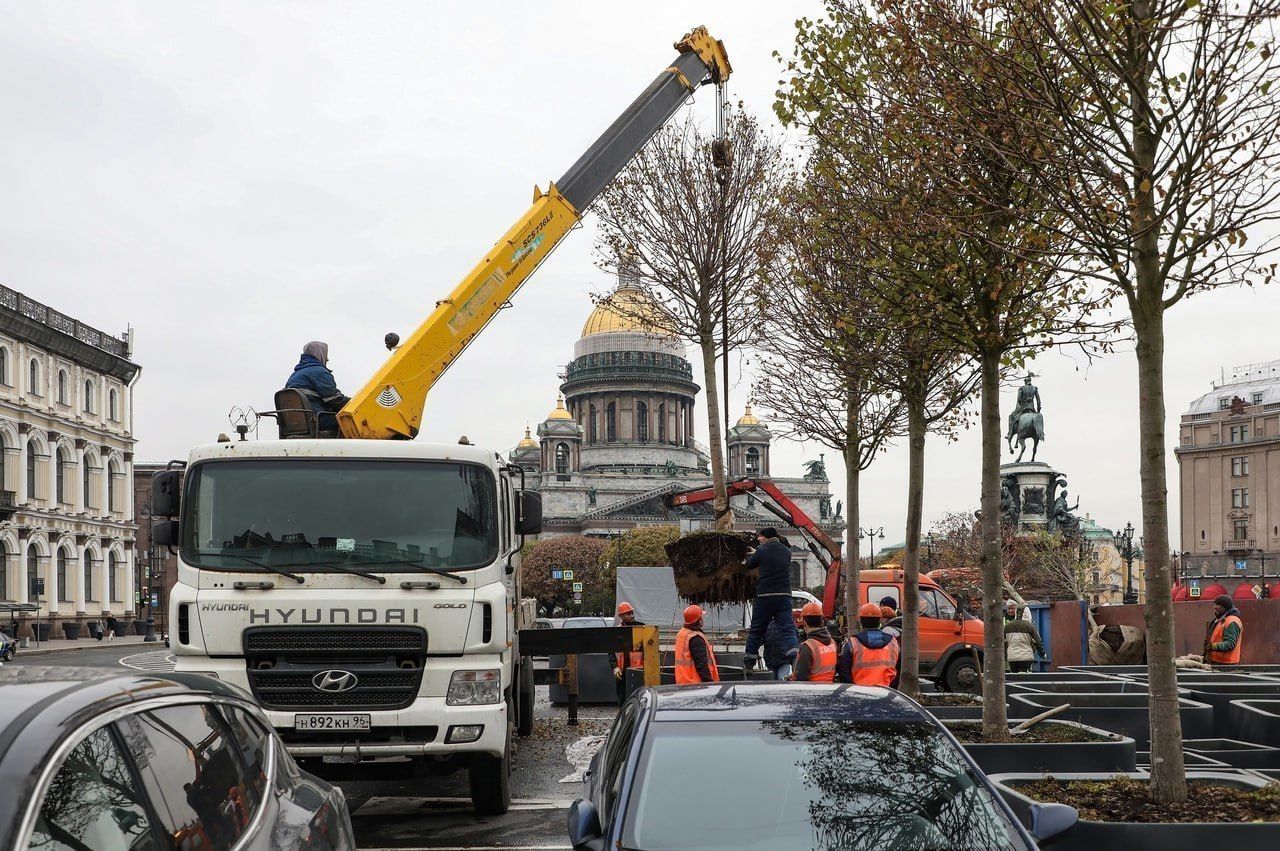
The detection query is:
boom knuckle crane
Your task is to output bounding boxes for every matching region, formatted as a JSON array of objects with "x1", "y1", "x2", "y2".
[{"x1": 338, "y1": 26, "x2": 731, "y2": 440}]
